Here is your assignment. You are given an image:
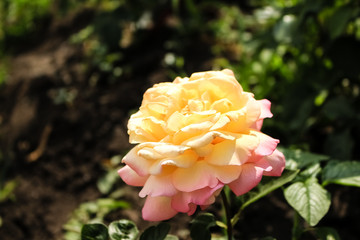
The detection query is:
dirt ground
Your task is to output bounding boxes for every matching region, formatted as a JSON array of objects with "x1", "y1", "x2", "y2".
[
  {"x1": 0, "y1": 9, "x2": 360, "y2": 240},
  {"x1": 0, "y1": 10, "x2": 142, "y2": 239}
]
